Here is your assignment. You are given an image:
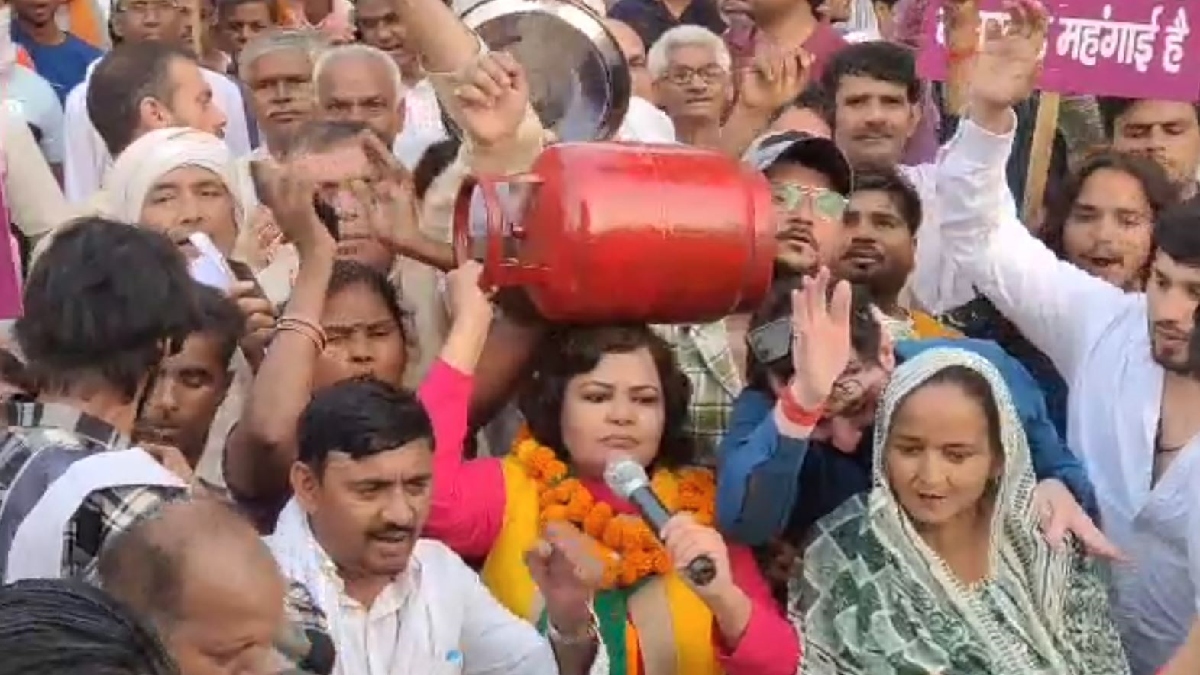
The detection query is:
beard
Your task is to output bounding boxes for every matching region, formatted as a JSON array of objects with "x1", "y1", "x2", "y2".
[
  {"x1": 1150, "y1": 329, "x2": 1200, "y2": 377},
  {"x1": 839, "y1": 262, "x2": 906, "y2": 307}
]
